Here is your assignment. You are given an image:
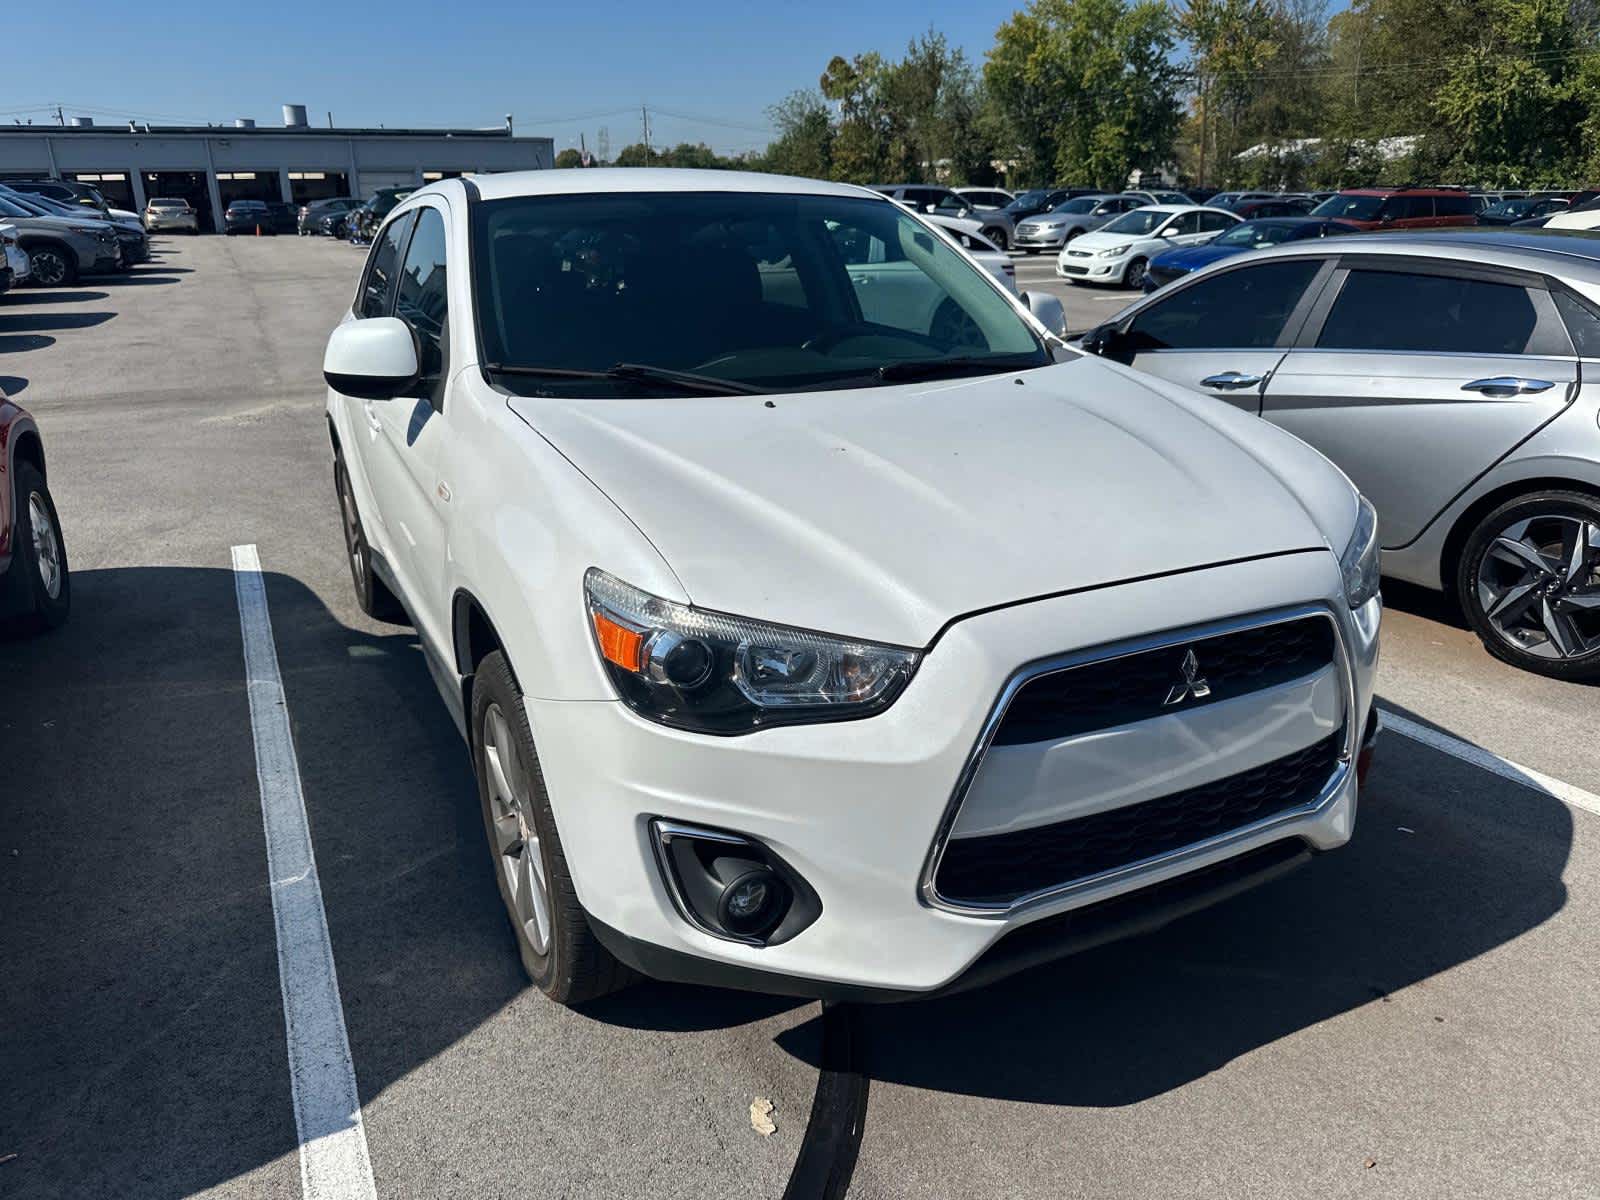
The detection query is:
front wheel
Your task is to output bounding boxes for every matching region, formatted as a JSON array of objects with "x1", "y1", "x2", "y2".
[
  {"x1": 472, "y1": 651, "x2": 634, "y2": 1005},
  {"x1": 981, "y1": 226, "x2": 1009, "y2": 251},
  {"x1": 25, "y1": 244, "x2": 76, "y2": 287},
  {"x1": 1123, "y1": 257, "x2": 1148, "y2": 290},
  {"x1": 9, "y1": 460, "x2": 70, "y2": 631},
  {"x1": 1458, "y1": 490, "x2": 1600, "y2": 680}
]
